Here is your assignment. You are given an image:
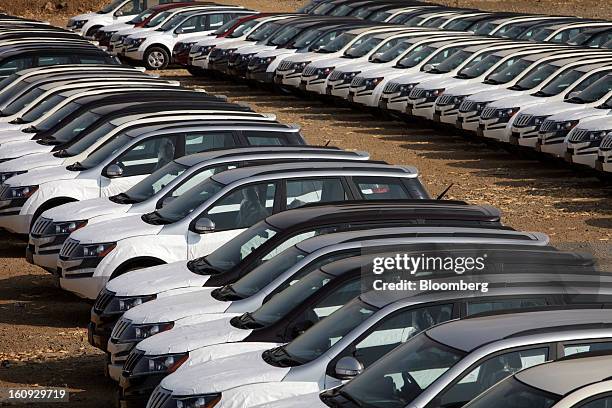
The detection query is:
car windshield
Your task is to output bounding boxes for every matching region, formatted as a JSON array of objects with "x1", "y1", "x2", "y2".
[
  {"x1": 204, "y1": 221, "x2": 279, "y2": 272},
  {"x1": 338, "y1": 334, "x2": 466, "y2": 408},
  {"x1": 431, "y1": 49, "x2": 474, "y2": 73},
  {"x1": 159, "y1": 13, "x2": 187, "y2": 31},
  {"x1": 121, "y1": 161, "x2": 188, "y2": 202},
  {"x1": 213, "y1": 17, "x2": 240, "y2": 36},
  {"x1": 227, "y1": 246, "x2": 308, "y2": 298},
  {"x1": 99, "y1": 0, "x2": 124, "y2": 14},
  {"x1": 600, "y1": 96, "x2": 612, "y2": 108},
  {"x1": 1, "y1": 88, "x2": 45, "y2": 116},
  {"x1": 373, "y1": 40, "x2": 413, "y2": 63},
  {"x1": 311, "y1": 3, "x2": 335, "y2": 15},
  {"x1": 291, "y1": 29, "x2": 323, "y2": 49},
  {"x1": 397, "y1": 45, "x2": 436, "y2": 68},
  {"x1": 331, "y1": 5, "x2": 354, "y2": 16},
  {"x1": 344, "y1": 36, "x2": 382, "y2": 58},
  {"x1": 130, "y1": 8, "x2": 153, "y2": 24},
  {"x1": 144, "y1": 10, "x2": 170, "y2": 27},
  {"x1": 457, "y1": 54, "x2": 503, "y2": 79},
  {"x1": 60, "y1": 121, "x2": 116, "y2": 156},
  {"x1": 473, "y1": 21, "x2": 498, "y2": 35},
  {"x1": 227, "y1": 19, "x2": 259, "y2": 38},
  {"x1": 318, "y1": 32, "x2": 356, "y2": 53},
  {"x1": 0, "y1": 73, "x2": 19, "y2": 90},
  {"x1": 370, "y1": 11, "x2": 391, "y2": 22},
  {"x1": 446, "y1": 18, "x2": 475, "y2": 31},
  {"x1": 43, "y1": 110, "x2": 102, "y2": 143},
  {"x1": 567, "y1": 74, "x2": 612, "y2": 103},
  {"x1": 511, "y1": 62, "x2": 559, "y2": 90},
  {"x1": 279, "y1": 299, "x2": 378, "y2": 364},
  {"x1": 266, "y1": 25, "x2": 301, "y2": 46},
  {"x1": 536, "y1": 68, "x2": 583, "y2": 97},
  {"x1": 465, "y1": 376, "x2": 560, "y2": 408},
  {"x1": 77, "y1": 133, "x2": 133, "y2": 170},
  {"x1": 484, "y1": 56, "x2": 531, "y2": 84},
  {"x1": 529, "y1": 28, "x2": 554, "y2": 41},
  {"x1": 246, "y1": 22, "x2": 281, "y2": 41},
  {"x1": 23, "y1": 99, "x2": 79, "y2": 129},
  {"x1": 153, "y1": 178, "x2": 224, "y2": 223},
  {"x1": 387, "y1": 13, "x2": 411, "y2": 24},
  {"x1": 19, "y1": 94, "x2": 67, "y2": 123}
]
